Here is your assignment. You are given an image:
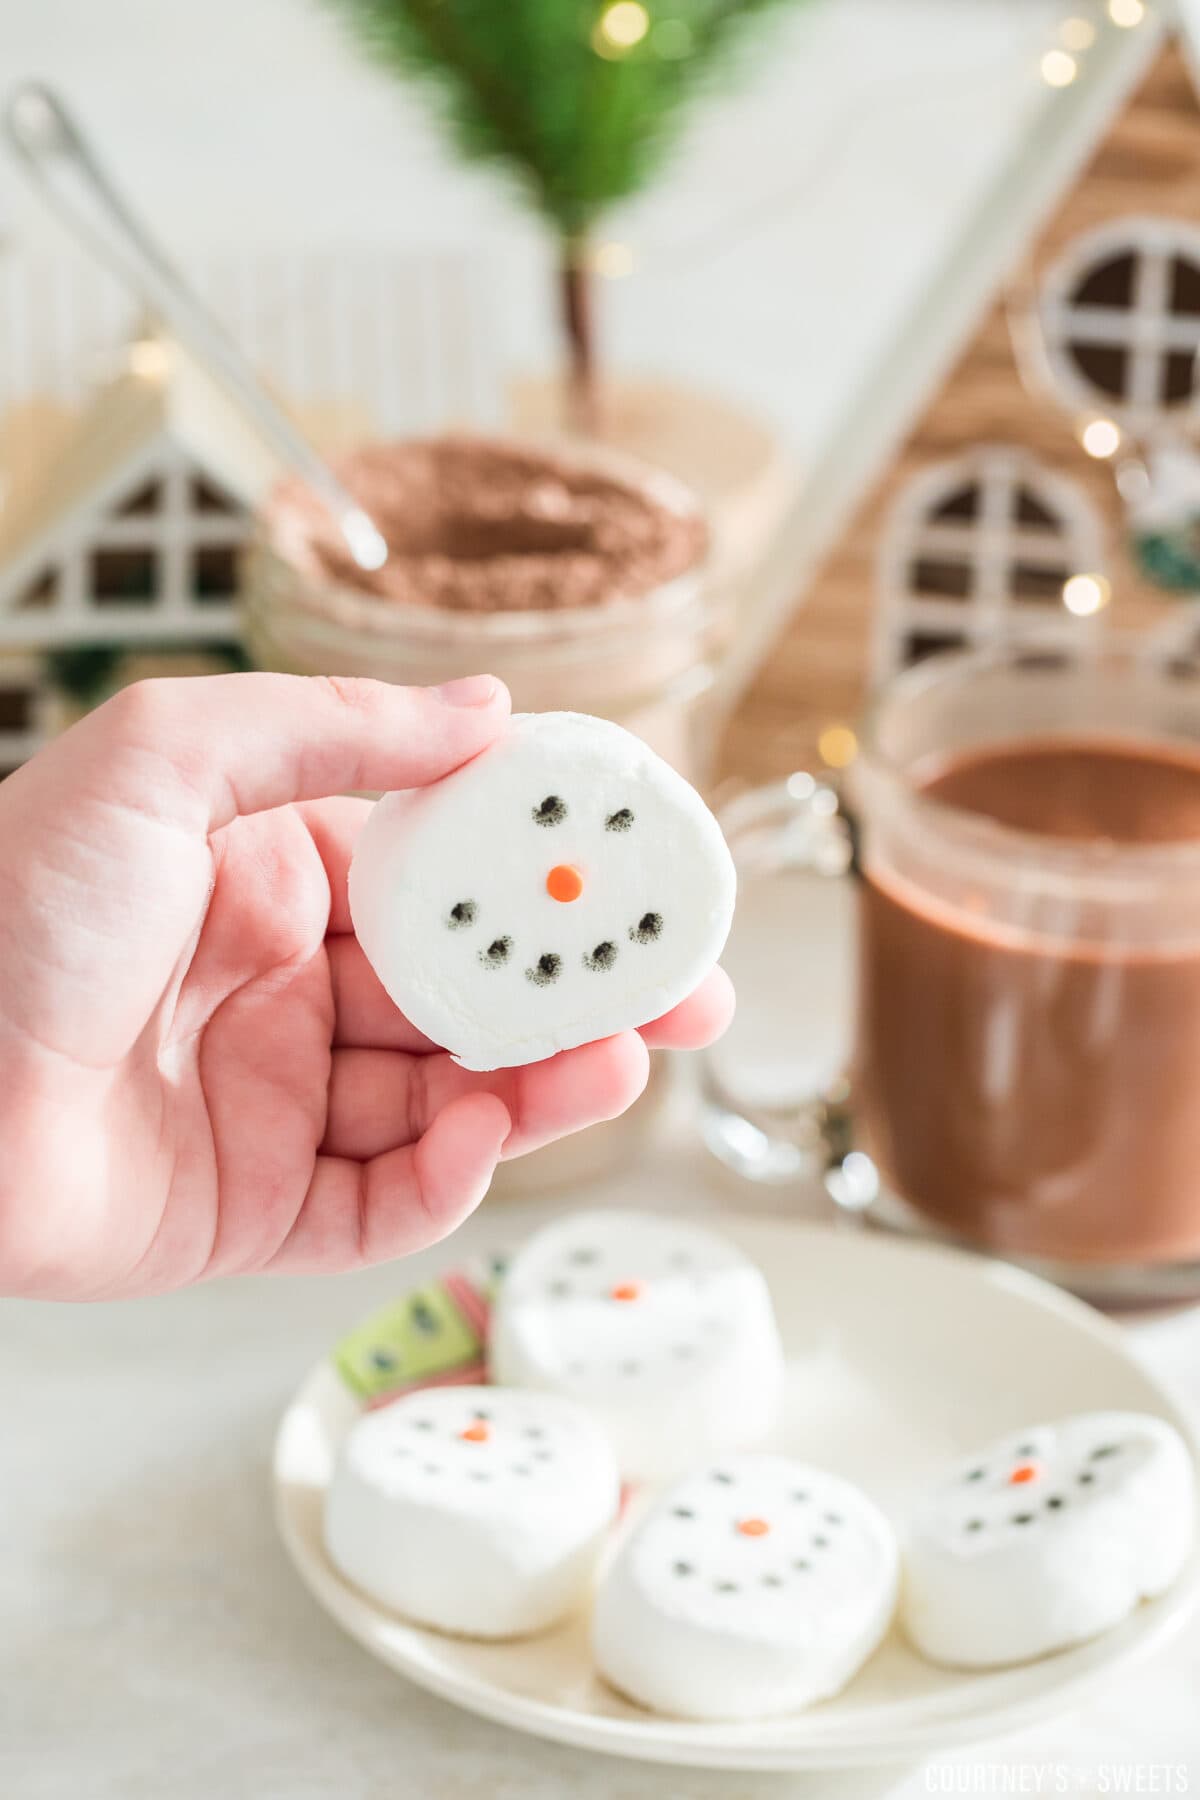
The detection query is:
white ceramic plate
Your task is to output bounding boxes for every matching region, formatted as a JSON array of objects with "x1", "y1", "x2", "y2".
[{"x1": 273, "y1": 1216, "x2": 1200, "y2": 1770}]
